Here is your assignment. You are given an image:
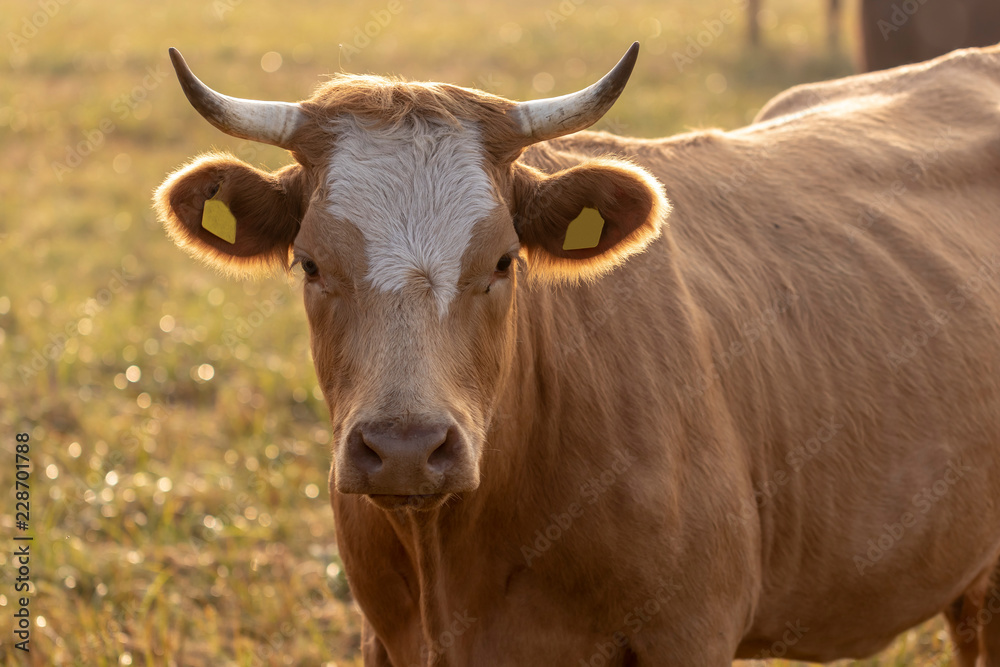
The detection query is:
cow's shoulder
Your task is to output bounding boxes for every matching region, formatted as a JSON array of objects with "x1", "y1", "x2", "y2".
[{"x1": 754, "y1": 44, "x2": 1000, "y2": 124}]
